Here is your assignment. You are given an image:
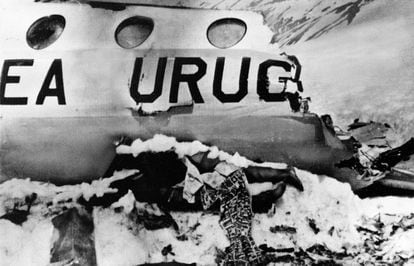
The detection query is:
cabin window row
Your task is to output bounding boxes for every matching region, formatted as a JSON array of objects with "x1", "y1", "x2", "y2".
[{"x1": 26, "y1": 14, "x2": 247, "y2": 50}]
